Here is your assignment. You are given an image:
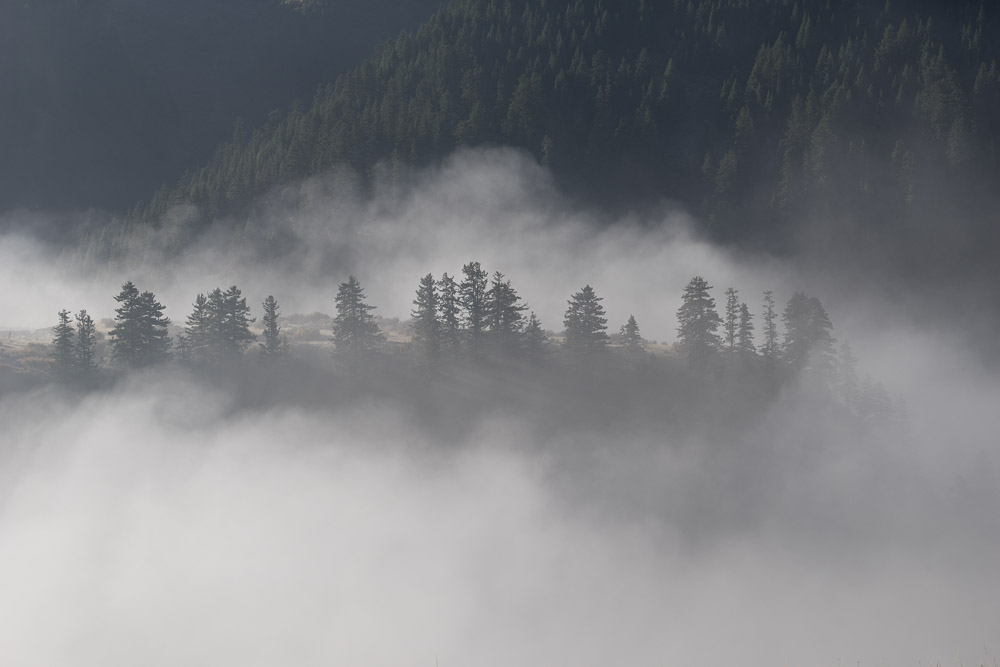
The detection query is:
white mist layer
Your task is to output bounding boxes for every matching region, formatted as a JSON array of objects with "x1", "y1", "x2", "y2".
[
  {"x1": 1, "y1": 379, "x2": 998, "y2": 667},
  {"x1": 0, "y1": 149, "x2": 794, "y2": 342}
]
